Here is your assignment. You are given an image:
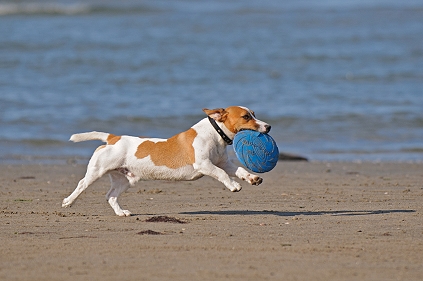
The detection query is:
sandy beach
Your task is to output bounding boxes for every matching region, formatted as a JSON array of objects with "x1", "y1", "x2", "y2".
[{"x1": 0, "y1": 161, "x2": 422, "y2": 281}]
